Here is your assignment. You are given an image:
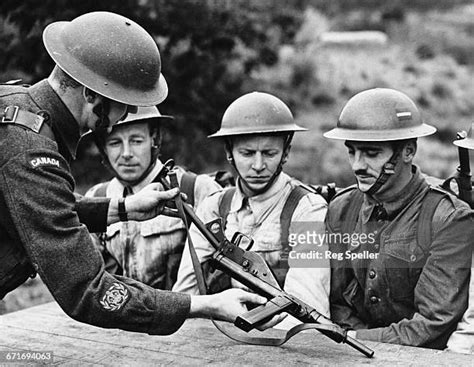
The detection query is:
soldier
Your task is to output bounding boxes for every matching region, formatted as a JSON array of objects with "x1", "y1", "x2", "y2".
[
  {"x1": 84, "y1": 106, "x2": 221, "y2": 290},
  {"x1": 446, "y1": 122, "x2": 474, "y2": 354},
  {"x1": 0, "y1": 12, "x2": 277, "y2": 335},
  {"x1": 173, "y1": 92, "x2": 330, "y2": 324},
  {"x1": 323, "y1": 88, "x2": 473, "y2": 348}
]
